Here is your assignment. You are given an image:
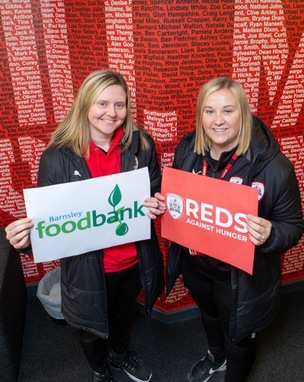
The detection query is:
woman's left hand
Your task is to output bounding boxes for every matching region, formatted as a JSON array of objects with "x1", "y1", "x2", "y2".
[
  {"x1": 246, "y1": 214, "x2": 272, "y2": 246},
  {"x1": 144, "y1": 192, "x2": 166, "y2": 220}
]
